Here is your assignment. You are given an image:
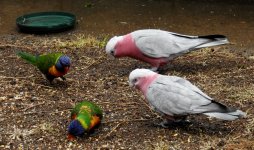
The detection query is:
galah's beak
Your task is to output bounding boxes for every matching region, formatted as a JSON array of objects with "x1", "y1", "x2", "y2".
[
  {"x1": 128, "y1": 81, "x2": 134, "y2": 88},
  {"x1": 107, "y1": 50, "x2": 115, "y2": 59}
]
